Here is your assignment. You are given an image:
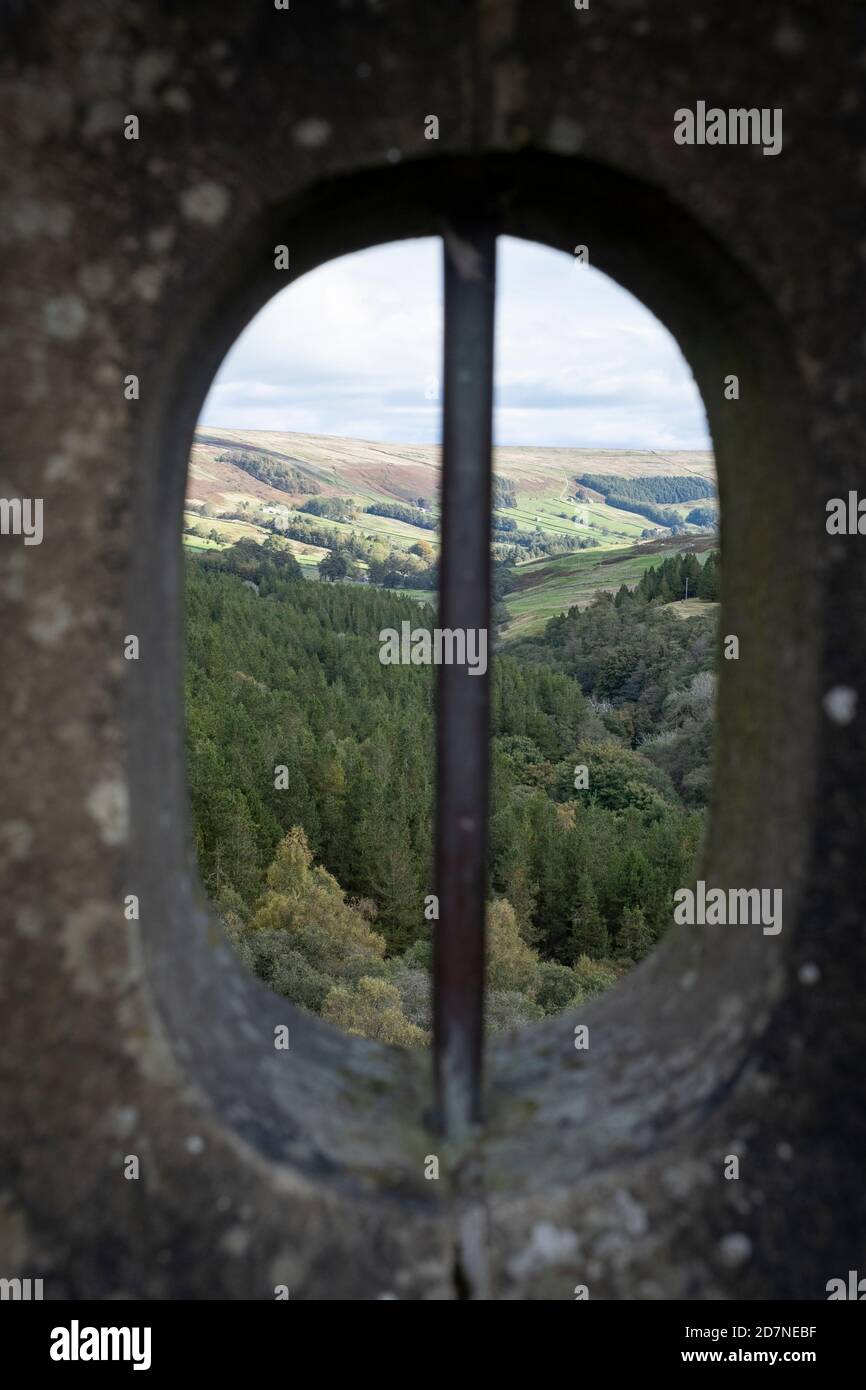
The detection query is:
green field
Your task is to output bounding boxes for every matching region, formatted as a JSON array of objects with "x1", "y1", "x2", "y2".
[
  {"x1": 187, "y1": 430, "x2": 716, "y2": 560},
  {"x1": 183, "y1": 533, "x2": 221, "y2": 550},
  {"x1": 183, "y1": 511, "x2": 328, "y2": 567},
  {"x1": 185, "y1": 430, "x2": 719, "y2": 633},
  {"x1": 502, "y1": 541, "x2": 715, "y2": 640},
  {"x1": 497, "y1": 486, "x2": 650, "y2": 546}
]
